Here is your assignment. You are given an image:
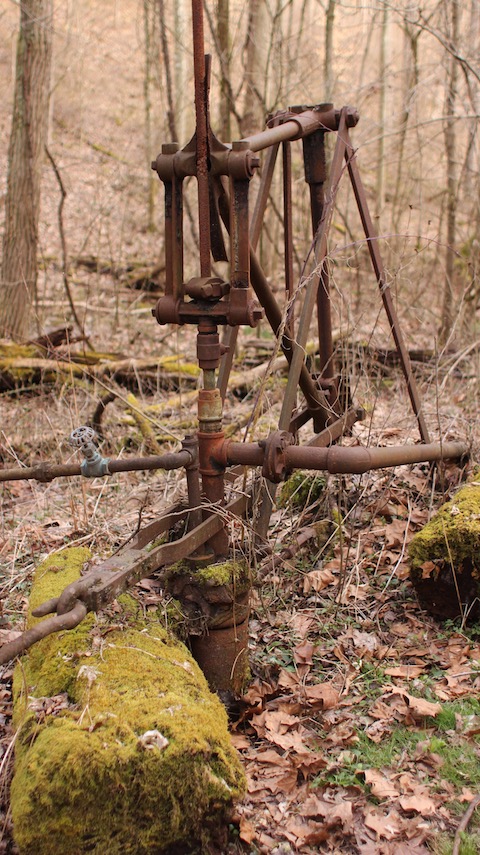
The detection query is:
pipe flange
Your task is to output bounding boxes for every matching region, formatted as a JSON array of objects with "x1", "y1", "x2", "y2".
[{"x1": 260, "y1": 430, "x2": 295, "y2": 483}]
